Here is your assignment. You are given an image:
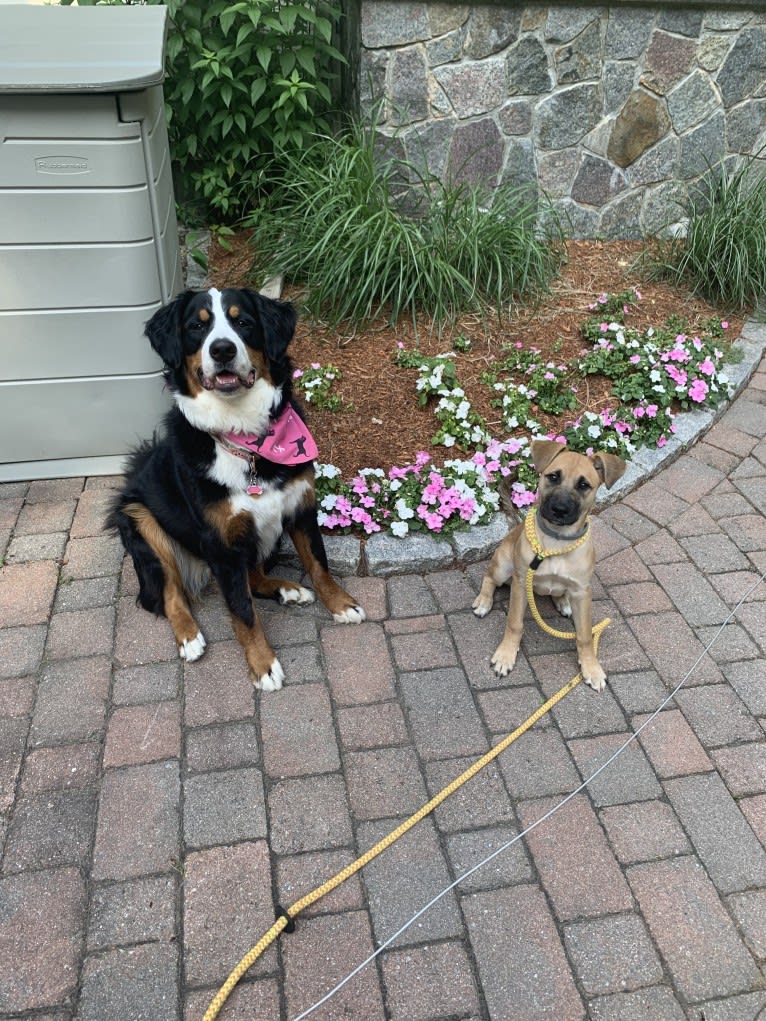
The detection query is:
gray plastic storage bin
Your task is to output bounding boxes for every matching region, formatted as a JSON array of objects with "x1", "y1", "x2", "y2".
[{"x1": 0, "y1": 4, "x2": 182, "y2": 481}]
